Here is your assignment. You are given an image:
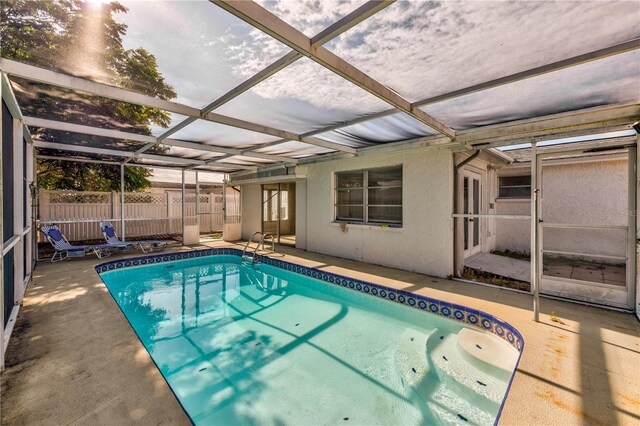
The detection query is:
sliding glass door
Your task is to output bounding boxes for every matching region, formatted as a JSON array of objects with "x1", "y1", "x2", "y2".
[{"x1": 261, "y1": 182, "x2": 296, "y2": 246}]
